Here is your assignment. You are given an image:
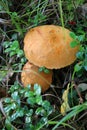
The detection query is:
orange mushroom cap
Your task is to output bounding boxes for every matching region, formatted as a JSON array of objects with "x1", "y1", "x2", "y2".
[
  {"x1": 21, "y1": 62, "x2": 52, "y2": 93},
  {"x1": 24, "y1": 25, "x2": 79, "y2": 69}
]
